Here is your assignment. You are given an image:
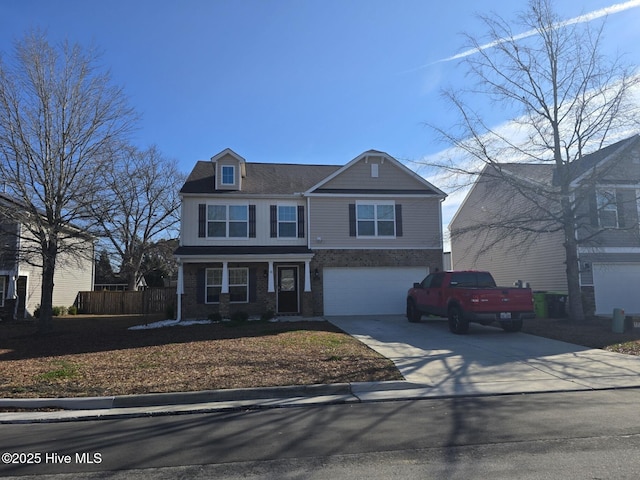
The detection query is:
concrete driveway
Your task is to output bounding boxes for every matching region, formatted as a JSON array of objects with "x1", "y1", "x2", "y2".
[{"x1": 328, "y1": 315, "x2": 640, "y2": 399}]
